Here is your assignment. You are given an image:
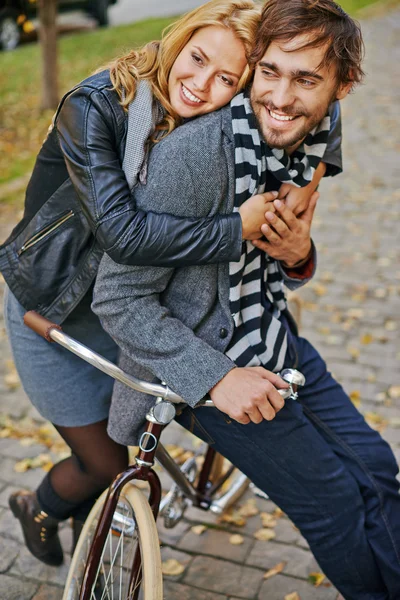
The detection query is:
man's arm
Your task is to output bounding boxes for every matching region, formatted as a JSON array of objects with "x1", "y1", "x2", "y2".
[{"x1": 93, "y1": 255, "x2": 236, "y2": 405}]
